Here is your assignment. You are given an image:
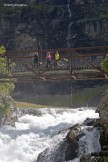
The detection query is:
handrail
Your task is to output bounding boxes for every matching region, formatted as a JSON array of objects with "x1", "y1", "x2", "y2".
[{"x1": 5, "y1": 45, "x2": 108, "y2": 55}]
